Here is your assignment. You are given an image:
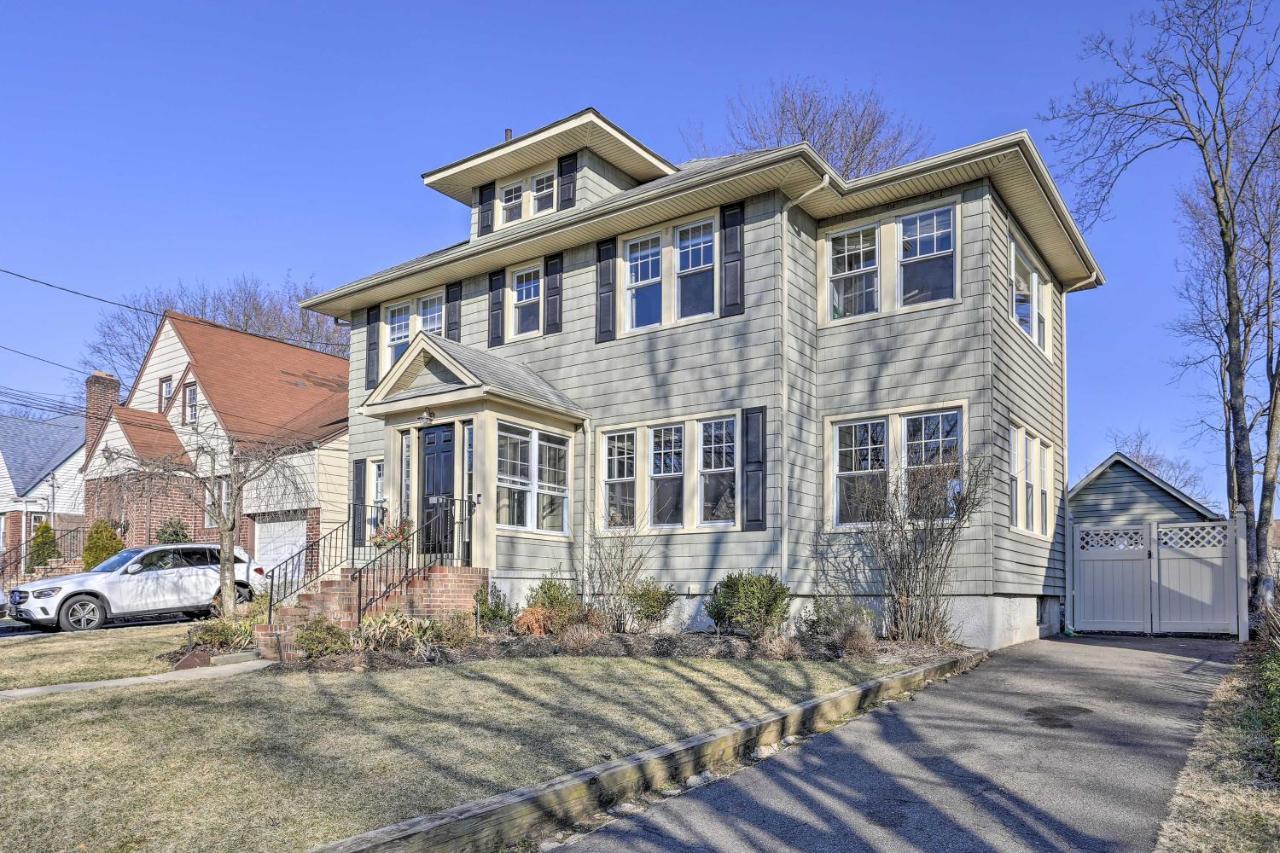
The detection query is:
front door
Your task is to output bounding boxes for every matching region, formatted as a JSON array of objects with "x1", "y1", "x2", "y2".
[{"x1": 419, "y1": 424, "x2": 455, "y2": 558}]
